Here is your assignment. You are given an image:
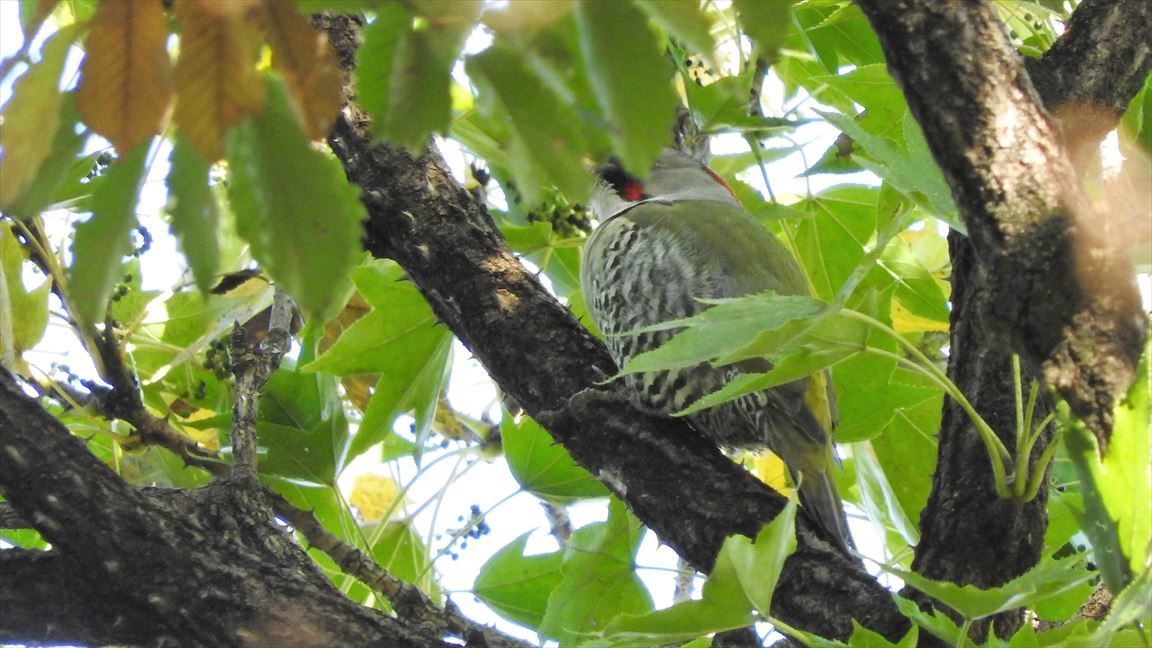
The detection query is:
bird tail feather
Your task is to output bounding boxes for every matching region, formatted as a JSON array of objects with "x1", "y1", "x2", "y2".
[{"x1": 799, "y1": 471, "x2": 855, "y2": 552}]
